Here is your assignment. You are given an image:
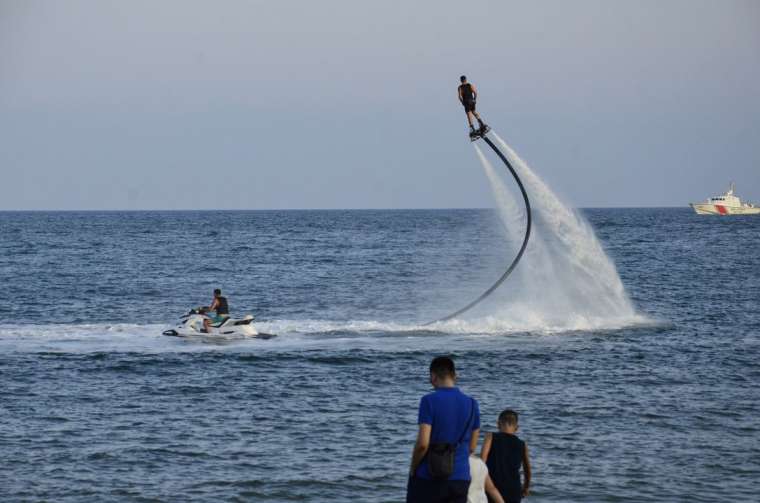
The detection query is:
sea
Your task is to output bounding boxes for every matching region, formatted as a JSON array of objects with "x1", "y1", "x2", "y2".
[{"x1": 1, "y1": 205, "x2": 759, "y2": 502}]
